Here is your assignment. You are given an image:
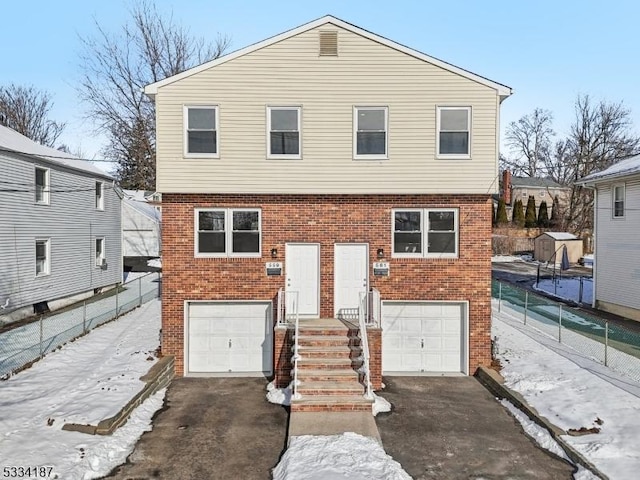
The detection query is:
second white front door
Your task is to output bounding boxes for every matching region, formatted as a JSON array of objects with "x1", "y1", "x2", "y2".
[
  {"x1": 334, "y1": 243, "x2": 368, "y2": 319},
  {"x1": 286, "y1": 243, "x2": 320, "y2": 317}
]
